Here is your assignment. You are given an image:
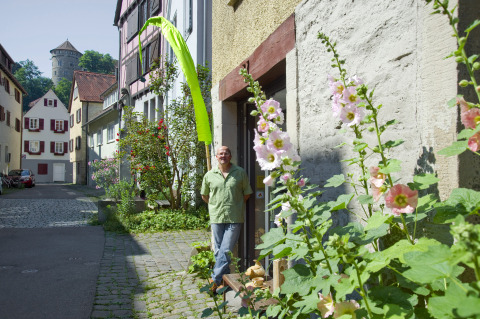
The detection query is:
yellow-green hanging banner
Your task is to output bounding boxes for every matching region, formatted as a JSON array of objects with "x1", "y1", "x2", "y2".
[{"x1": 138, "y1": 17, "x2": 212, "y2": 144}]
